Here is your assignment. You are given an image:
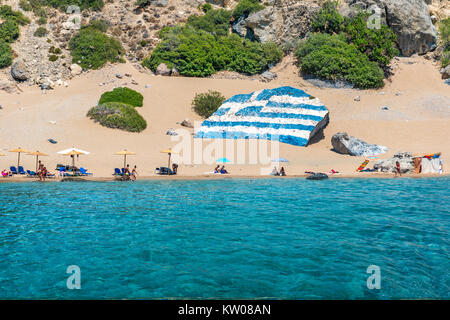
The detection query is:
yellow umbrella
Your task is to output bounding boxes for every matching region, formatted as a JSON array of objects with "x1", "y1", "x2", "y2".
[
  {"x1": 61, "y1": 150, "x2": 85, "y2": 172},
  {"x1": 0, "y1": 153, "x2": 5, "y2": 156},
  {"x1": 160, "y1": 149, "x2": 178, "y2": 175},
  {"x1": 115, "y1": 150, "x2": 136, "y2": 169},
  {"x1": 9, "y1": 147, "x2": 29, "y2": 169},
  {"x1": 27, "y1": 151, "x2": 49, "y2": 172}
]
